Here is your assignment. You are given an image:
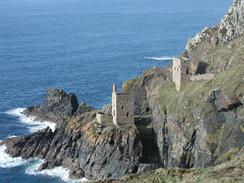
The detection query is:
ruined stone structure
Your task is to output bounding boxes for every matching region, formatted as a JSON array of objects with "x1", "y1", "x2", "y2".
[
  {"x1": 172, "y1": 57, "x2": 215, "y2": 91},
  {"x1": 96, "y1": 111, "x2": 112, "y2": 124},
  {"x1": 96, "y1": 84, "x2": 134, "y2": 126},
  {"x1": 172, "y1": 57, "x2": 190, "y2": 91},
  {"x1": 112, "y1": 84, "x2": 134, "y2": 126},
  {"x1": 190, "y1": 74, "x2": 215, "y2": 81}
]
